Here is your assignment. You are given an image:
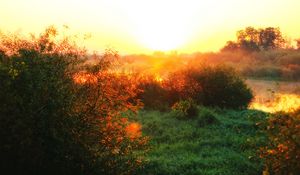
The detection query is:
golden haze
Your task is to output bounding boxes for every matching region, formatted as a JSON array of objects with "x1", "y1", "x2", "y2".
[{"x1": 1, "y1": 0, "x2": 300, "y2": 53}]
